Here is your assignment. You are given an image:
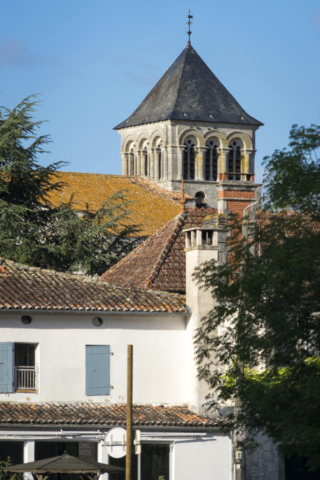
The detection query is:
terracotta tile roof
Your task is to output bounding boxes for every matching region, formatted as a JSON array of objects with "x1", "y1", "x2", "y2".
[
  {"x1": 0, "y1": 258, "x2": 186, "y2": 313},
  {"x1": 100, "y1": 208, "x2": 217, "y2": 294},
  {"x1": 0, "y1": 403, "x2": 219, "y2": 428},
  {"x1": 47, "y1": 172, "x2": 192, "y2": 237}
]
